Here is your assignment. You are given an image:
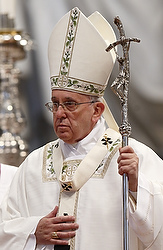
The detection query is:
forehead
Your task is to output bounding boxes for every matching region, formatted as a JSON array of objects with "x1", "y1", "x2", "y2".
[{"x1": 51, "y1": 90, "x2": 90, "y2": 101}]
